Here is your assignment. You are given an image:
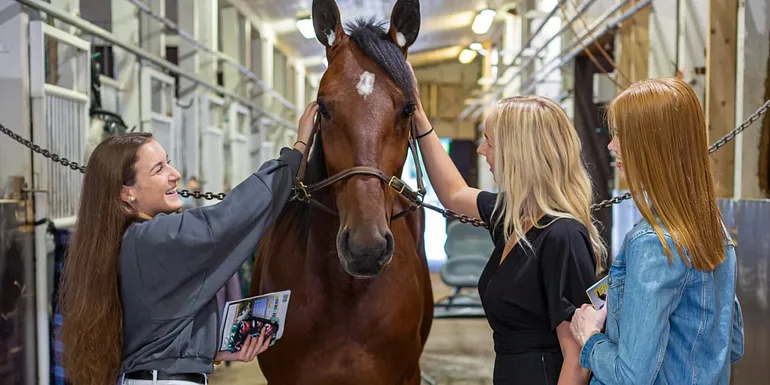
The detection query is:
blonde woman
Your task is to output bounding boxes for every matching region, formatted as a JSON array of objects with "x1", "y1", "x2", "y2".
[
  {"x1": 412, "y1": 81, "x2": 606, "y2": 383},
  {"x1": 570, "y1": 78, "x2": 745, "y2": 384}
]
